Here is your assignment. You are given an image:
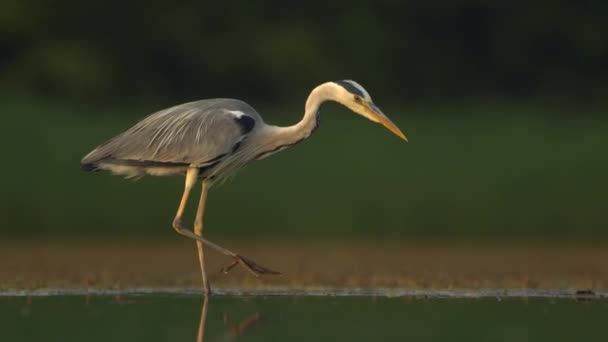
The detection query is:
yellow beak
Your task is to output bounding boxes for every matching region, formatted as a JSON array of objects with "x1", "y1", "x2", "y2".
[{"x1": 367, "y1": 103, "x2": 408, "y2": 142}]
